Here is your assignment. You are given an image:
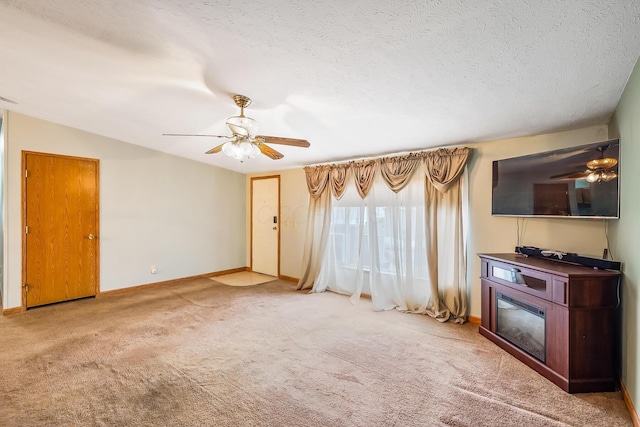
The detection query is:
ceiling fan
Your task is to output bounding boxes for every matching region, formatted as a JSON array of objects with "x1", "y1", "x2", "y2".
[
  {"x1": 163, "y1": 94, "x2": 310, "y2": 160},
  {"x1": 550, "y1": 145, "x2": 618, "y2": 182}
]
